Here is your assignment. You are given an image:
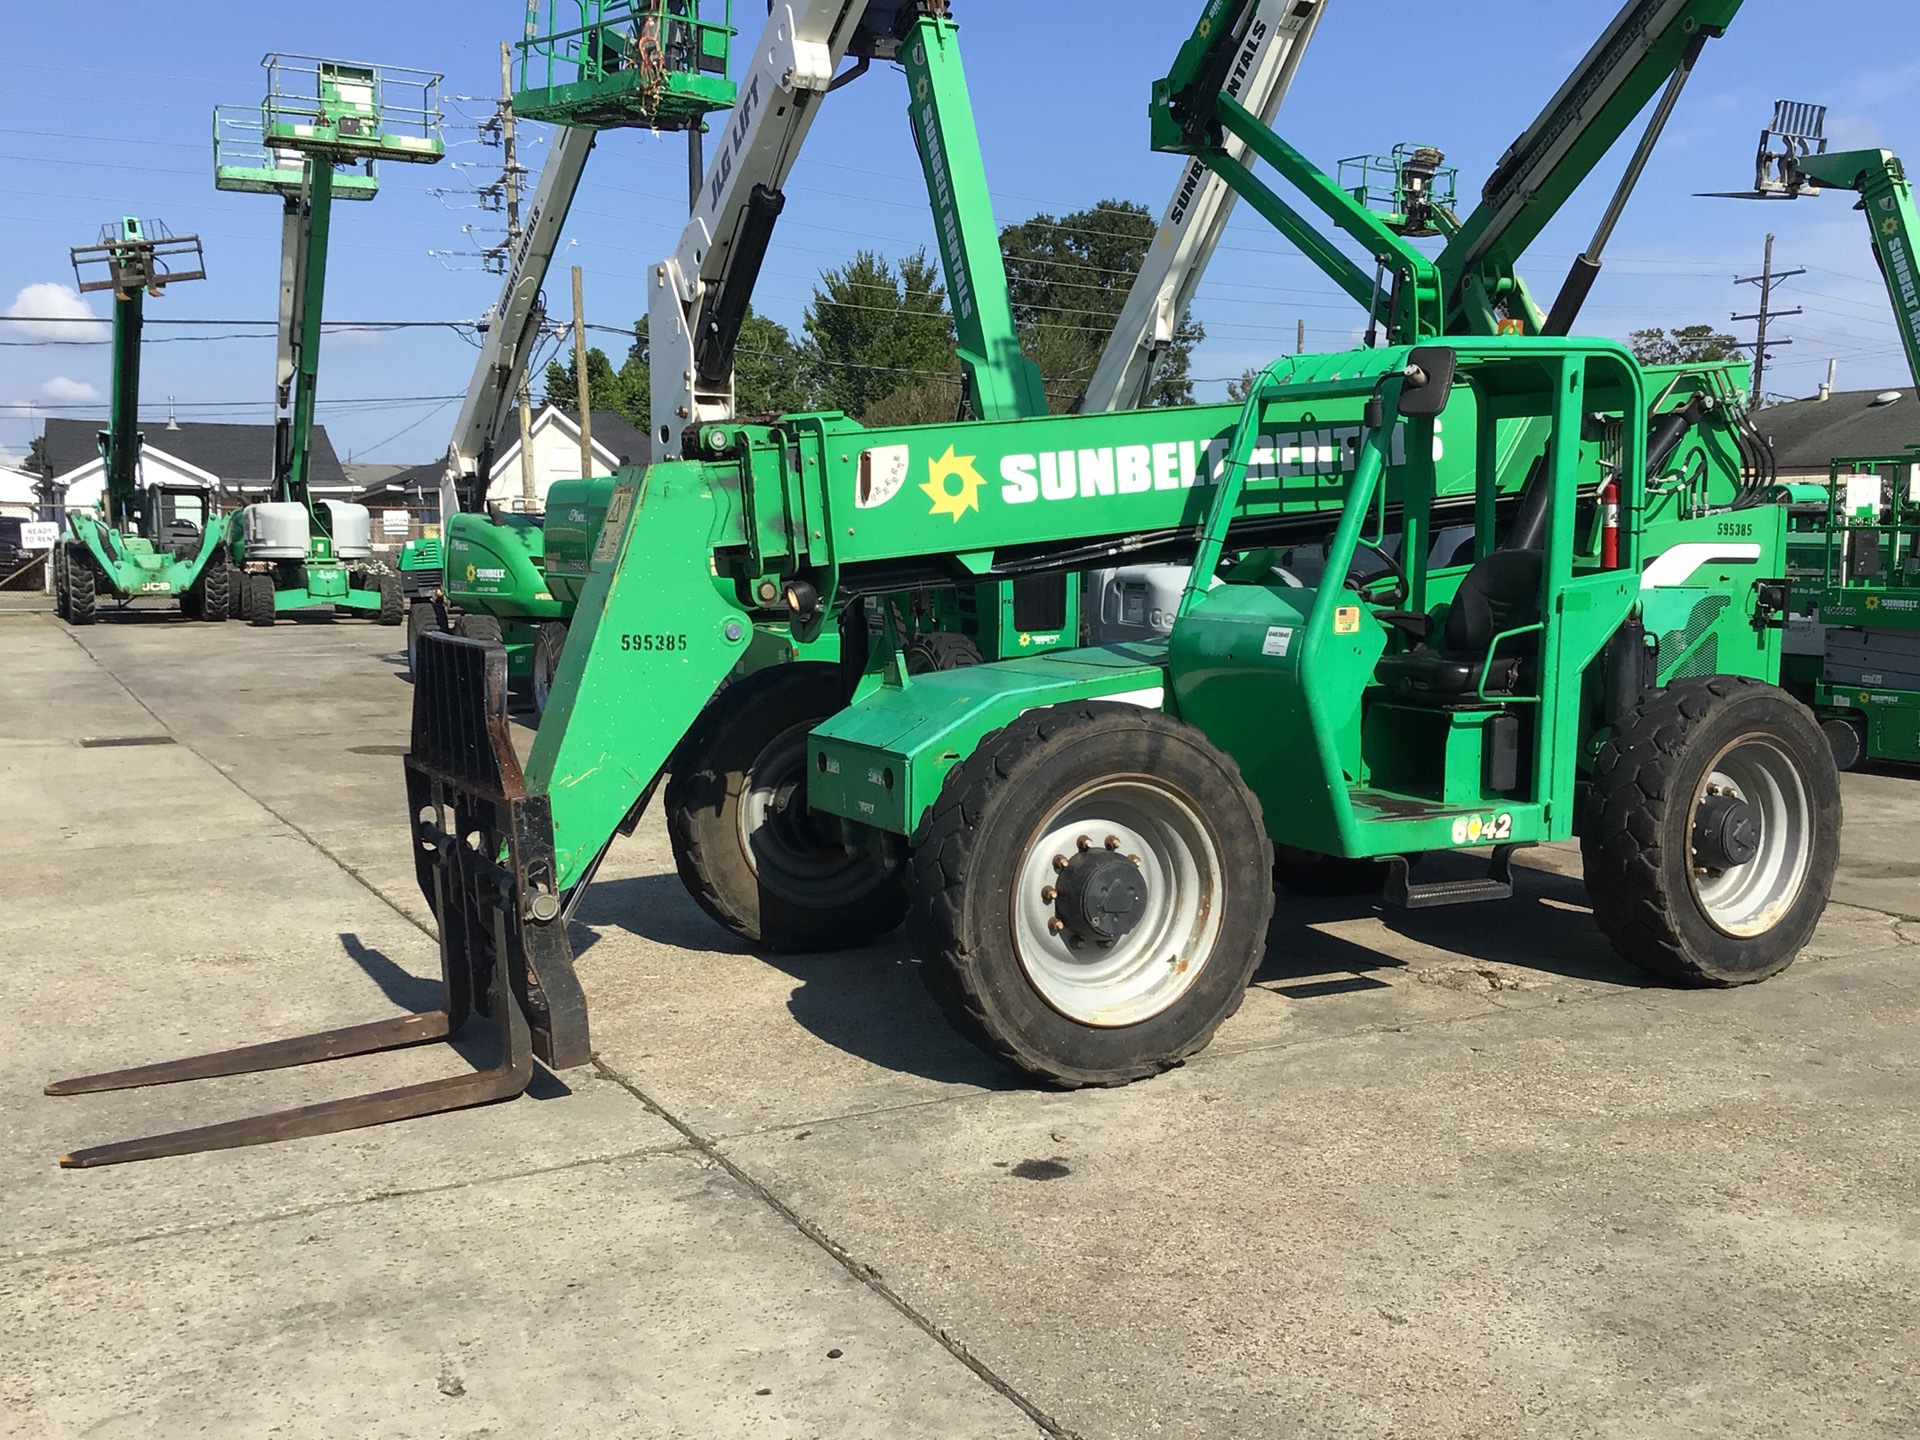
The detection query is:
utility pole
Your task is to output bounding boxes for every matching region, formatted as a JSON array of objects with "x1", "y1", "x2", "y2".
[
  {"x1": 1733, "y1": 233, "x2": 1804, "y2": 404},
  {"x1": 501, "y1": 42, "x2": 538, "y2": 511},
  {"x1": 1296, "y1": 319, "x2": 1306, "y2": 356},
  {"x1": 572, "y1": 265, "x2": 593, "y2": 481}
]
